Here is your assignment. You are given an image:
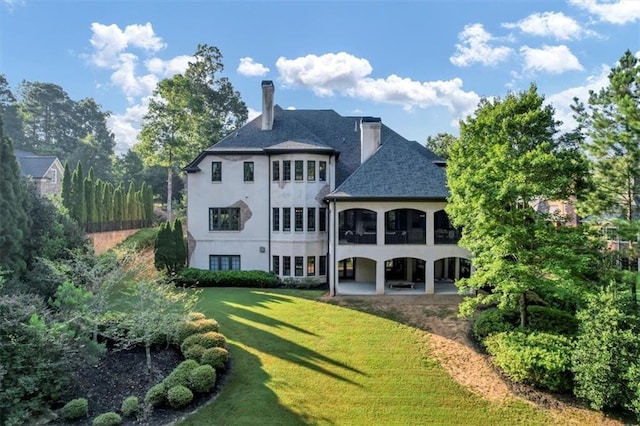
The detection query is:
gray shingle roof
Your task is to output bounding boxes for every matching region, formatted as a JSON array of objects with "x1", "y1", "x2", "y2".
[
  {"x1": 186, "y1": 106, "x2": 448, "y2": 199},
  {"x1": 14, "y1": 150, "x2": 58, "y2": 179}
]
